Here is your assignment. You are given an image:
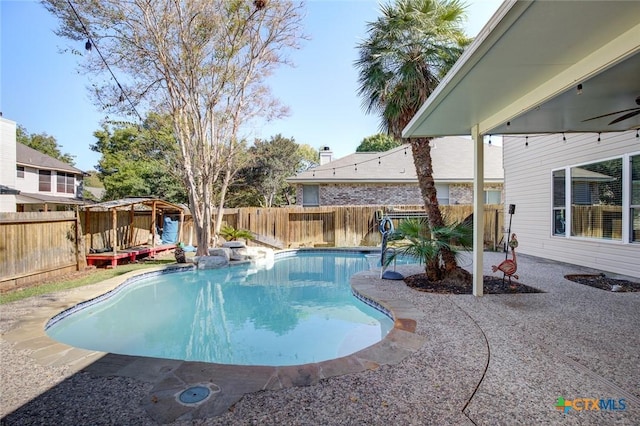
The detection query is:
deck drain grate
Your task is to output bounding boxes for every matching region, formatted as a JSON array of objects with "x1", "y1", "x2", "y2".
[{"x1": 179, "y1": 386, "x2": 210, "y2": 404}]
